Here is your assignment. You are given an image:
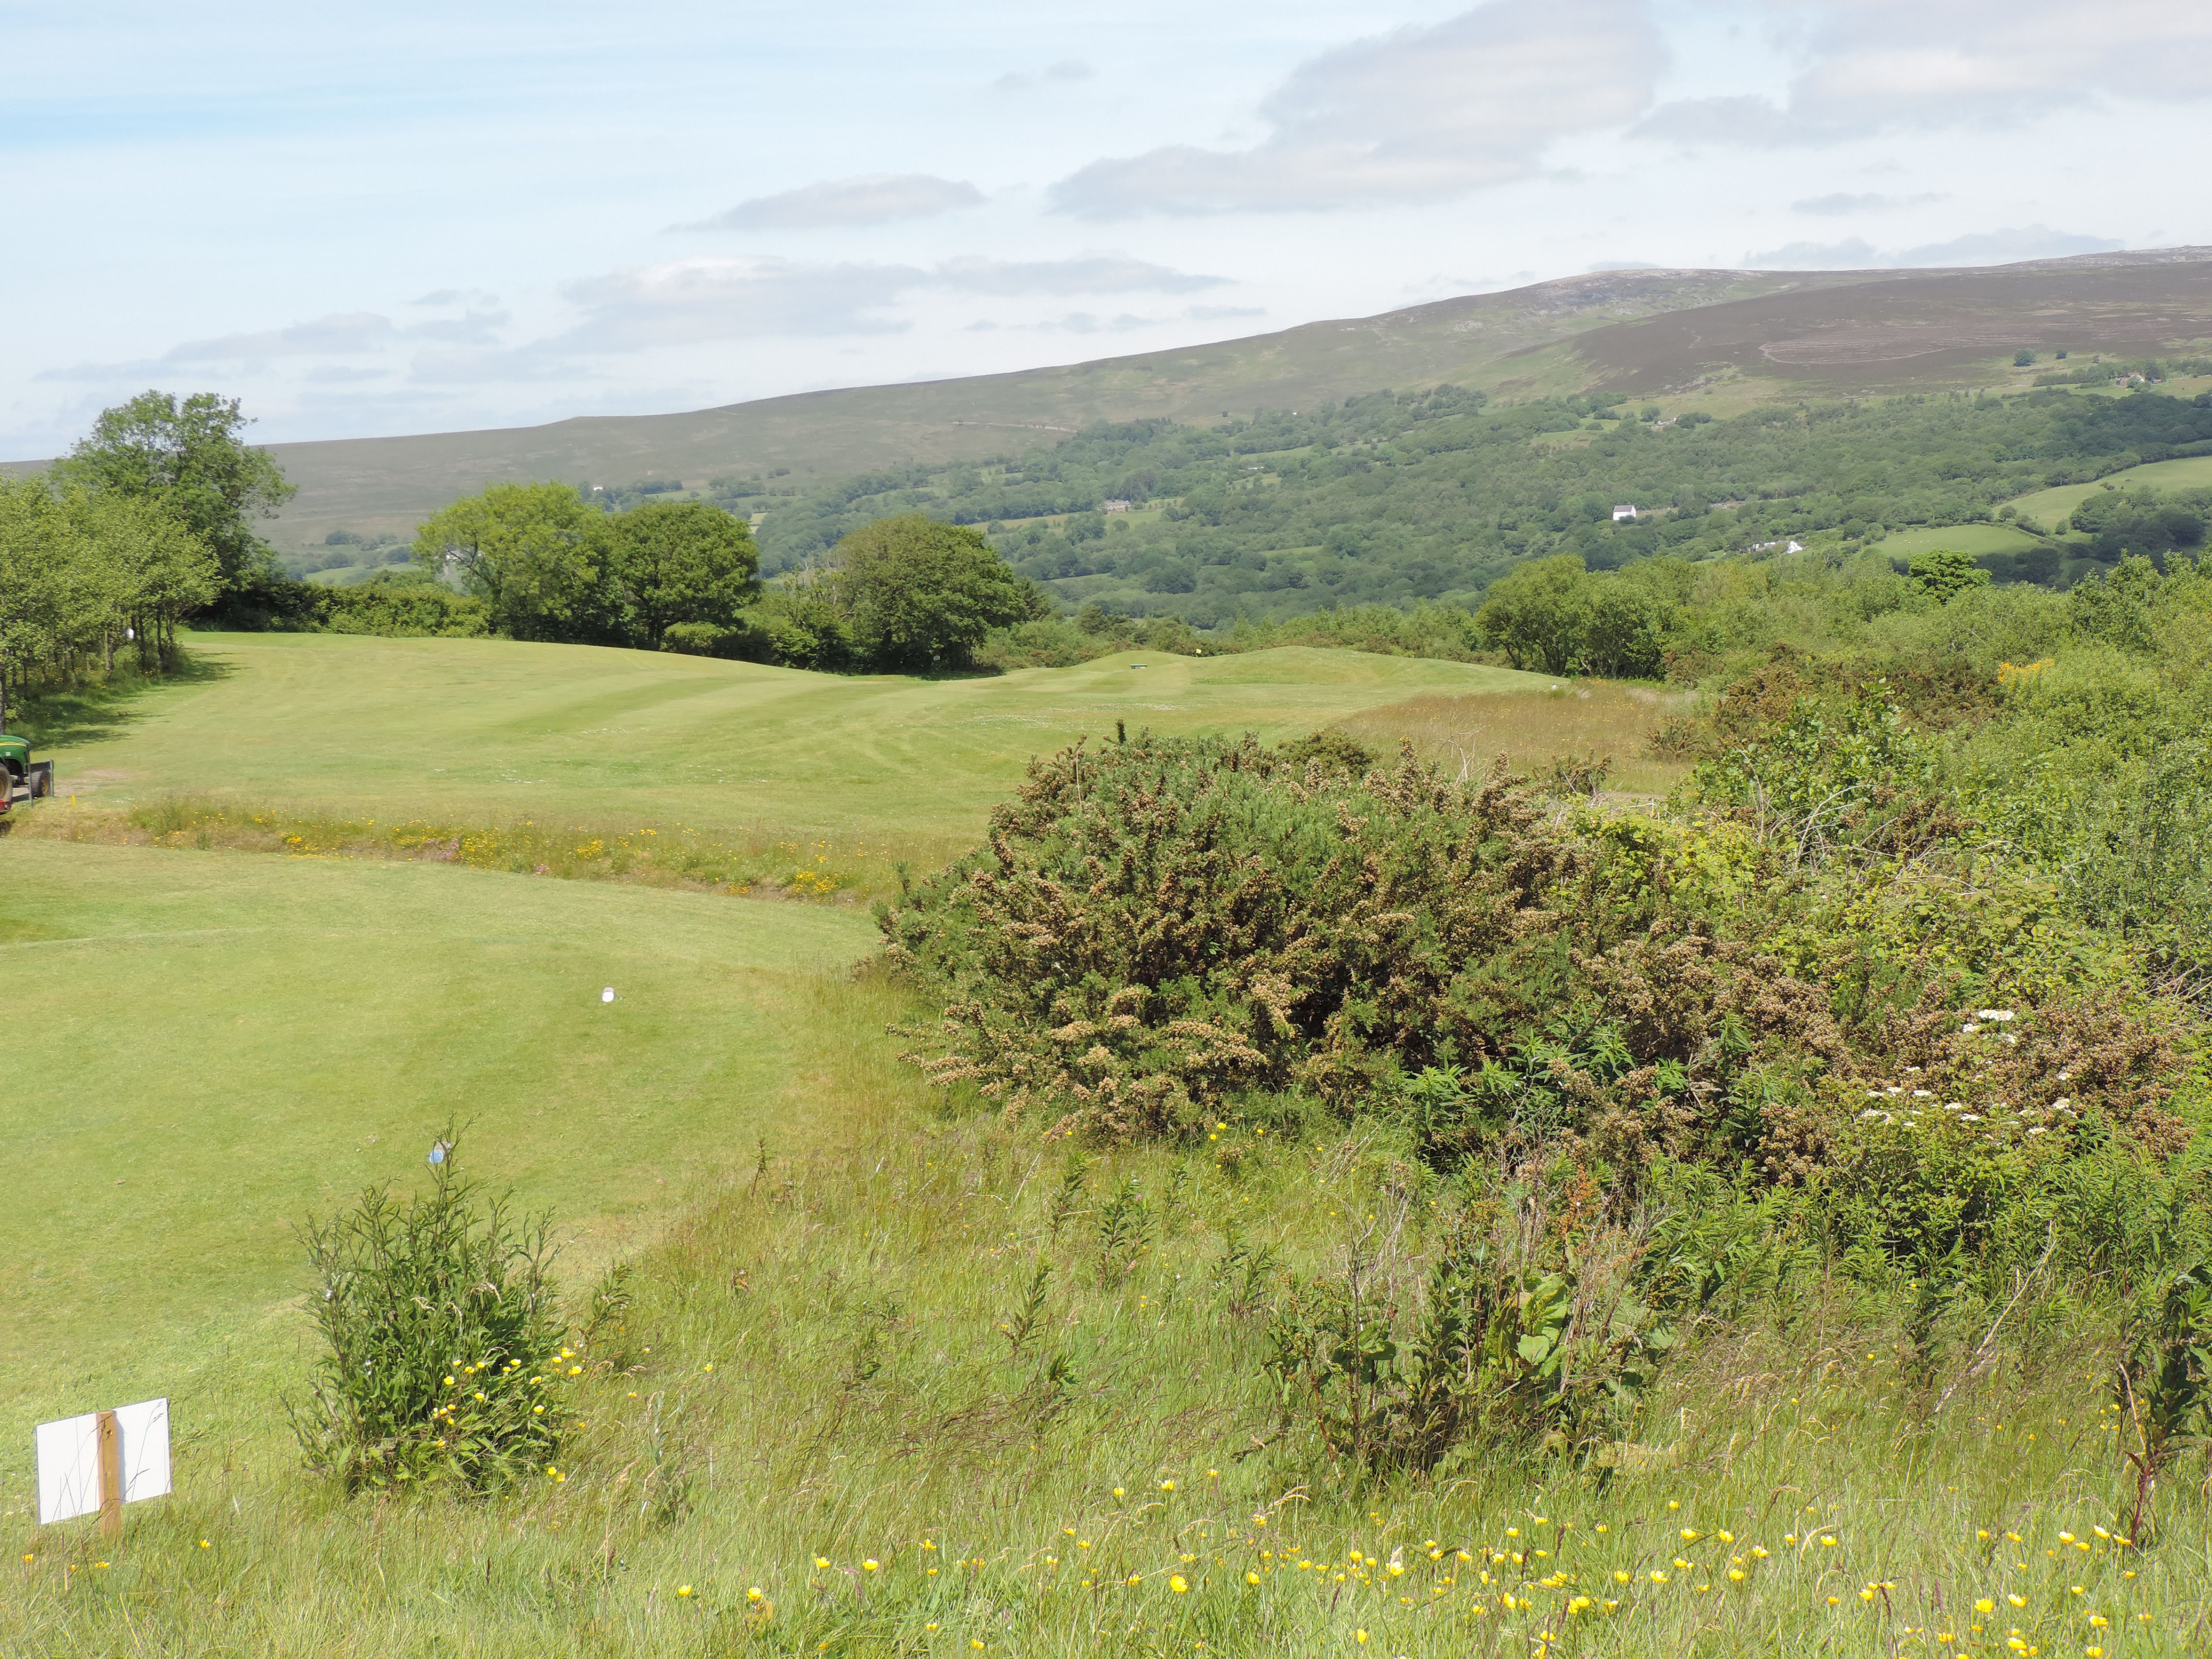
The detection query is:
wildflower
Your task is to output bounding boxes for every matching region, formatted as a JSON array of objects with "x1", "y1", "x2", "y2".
[
  {"x1": 1354, "y1": 1632, "x2": 1368, "y2": 1645},
  {"x1": 747, "y1": 1588, "x2": 763, "y2": 1602},
  {"x1": 677, "y1": 1585, "x2": 694, "y2": 1598},
  {"x1": 814, "y1": 1557, "x2": 830, "y2": 1569},
  {"x1": 1976, "y1": 1600, "x2": 1995, "y2": 1615},
  {"x1": 864, "y1": 1559, "x2": 879, "y2": 1572},
  {"x1": 1161, "y1": 1479, "x2": 1175, "y2": 1492},
  {"x1": 1170, "y1": 1576, "x2": 1188, "y2": 1593},
  {"x1": 1246, "y1": 1571, "x2": 1260, "y2": 1585}
]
